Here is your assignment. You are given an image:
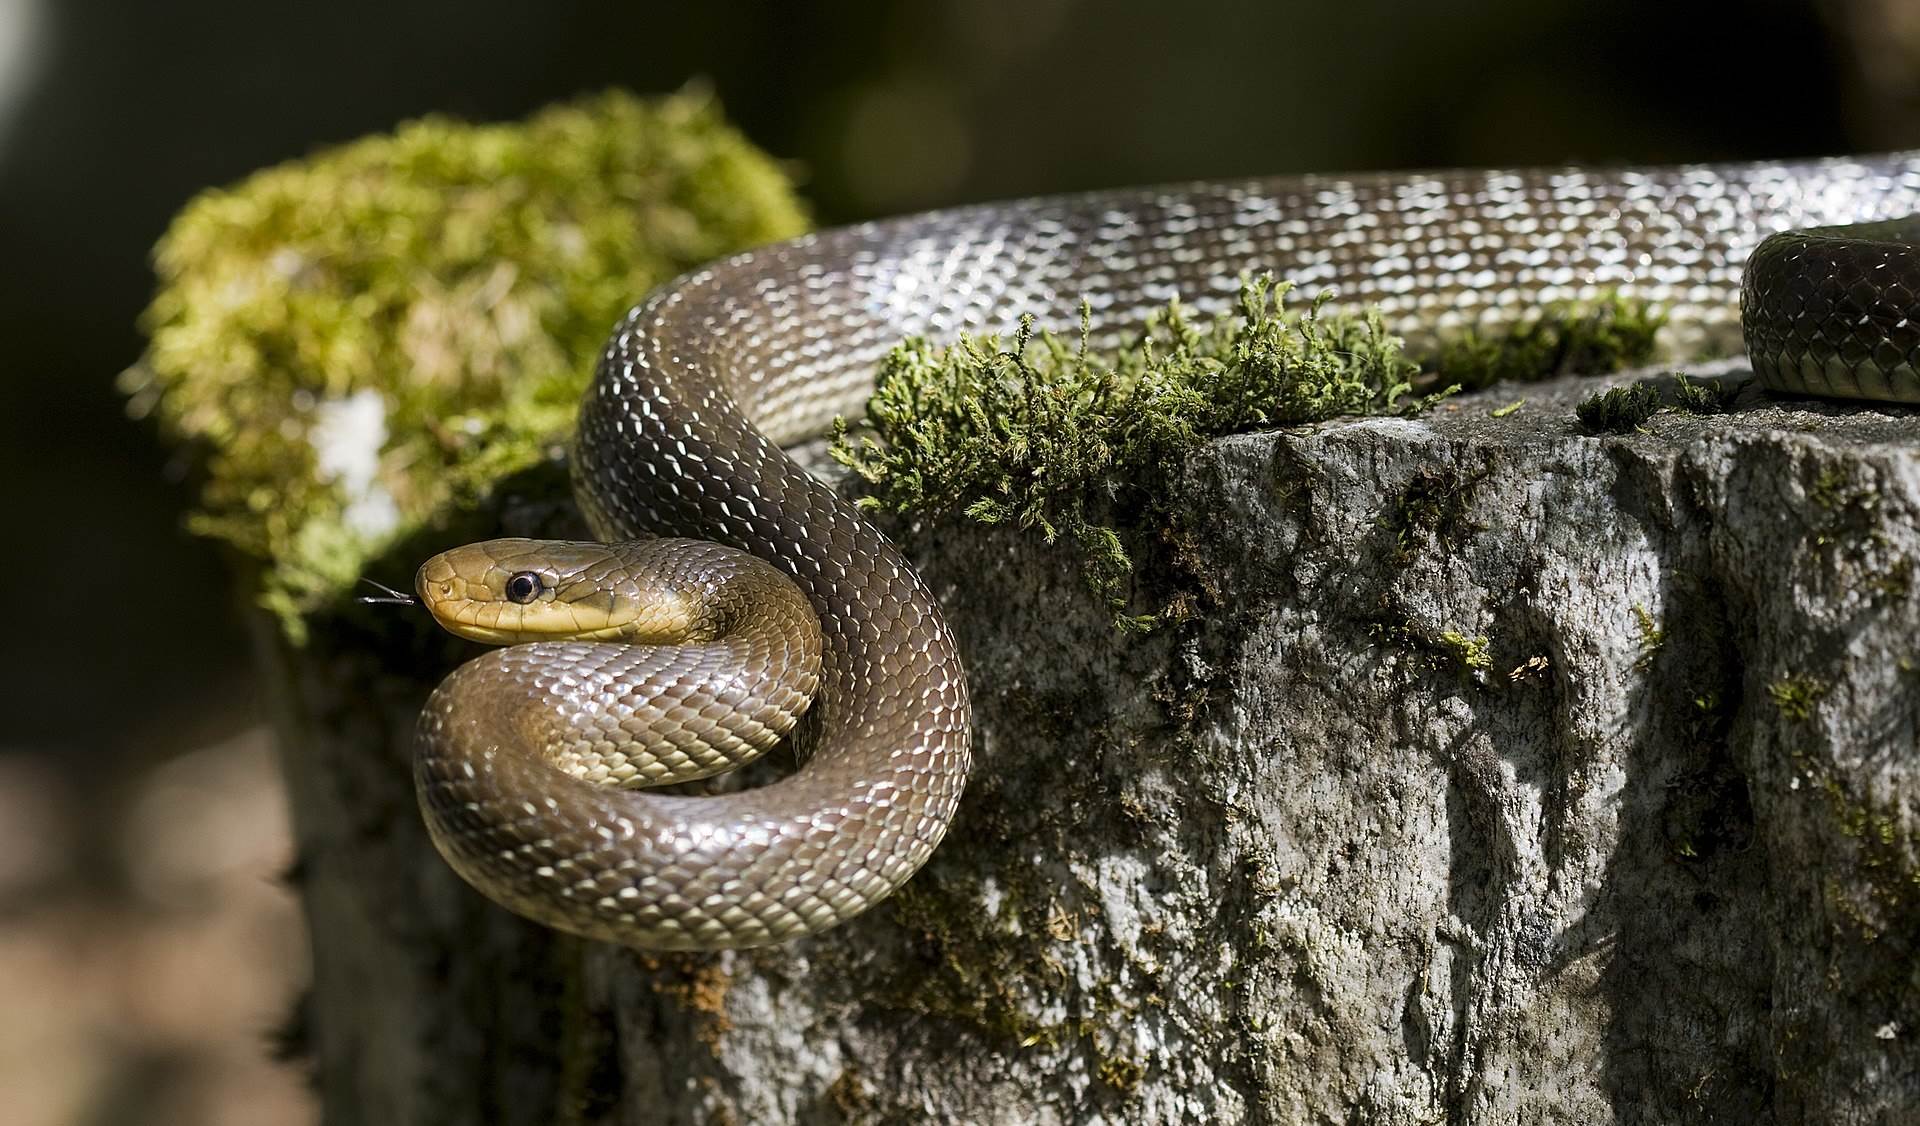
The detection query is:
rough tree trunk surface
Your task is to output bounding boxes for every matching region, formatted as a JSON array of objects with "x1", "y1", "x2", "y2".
[{"x1": 278, "y1": 362, "x2": 1920, "y2": 1125}]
